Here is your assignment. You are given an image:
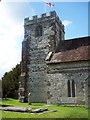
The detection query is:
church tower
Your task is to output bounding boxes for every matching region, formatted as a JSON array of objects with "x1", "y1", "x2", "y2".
[{"x1": 19, "y1": 11, "x2": 65, "y2": 102}]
